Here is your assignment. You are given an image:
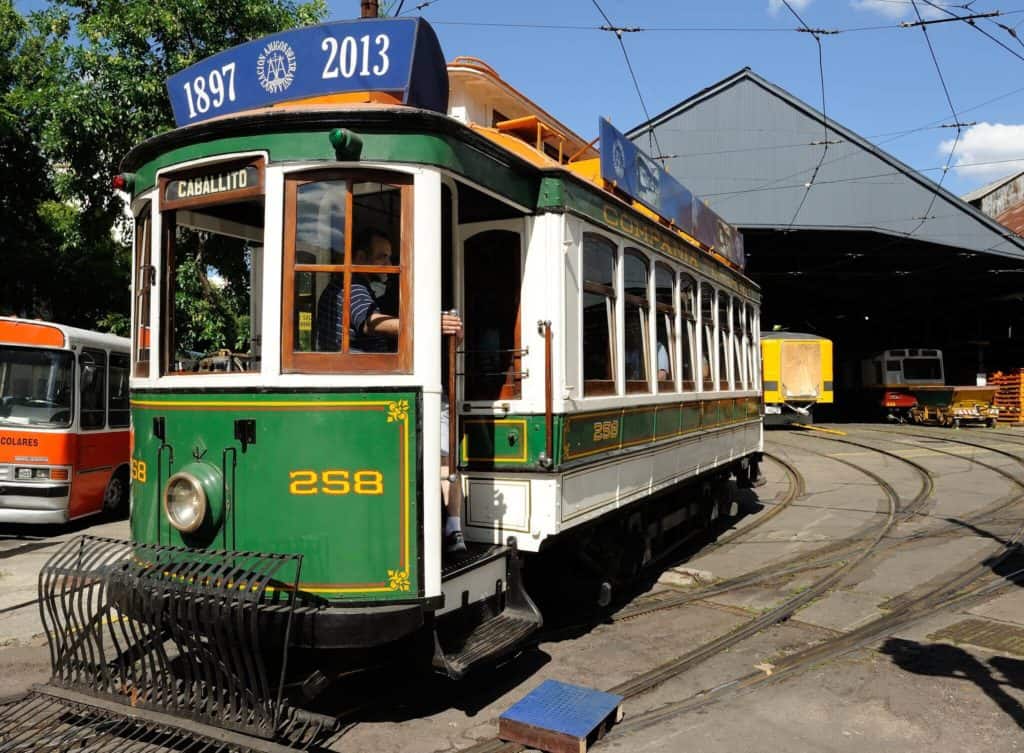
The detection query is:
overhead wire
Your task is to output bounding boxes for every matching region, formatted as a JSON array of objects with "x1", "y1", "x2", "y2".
[
  {"x1": 699, "y1": 157, "x2": 1024, "y2": 199},
  {"x1": 589, "y1": 0, "x2": 662, "y2": 157},
  {"x1": 916, "y1": 0, "x2": 1024, "y2": 62},
  {"x1": 414, "y1": 2, "x2": 1022, "y2": 252},
  {"x1": 906, "y1": 0, "x2": 962, "y2": 238},
  {"x1": 779, "y1": 0, "x2": 831, "y2": 230}
]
